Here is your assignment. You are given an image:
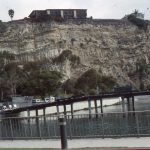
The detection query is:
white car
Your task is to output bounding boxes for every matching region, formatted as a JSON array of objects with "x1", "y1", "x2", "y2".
[
  {"x1": 9, "y1": 105, "x2": 13, "y2": 109},
  {"x1": 32, "y1": 99, "x2": 43, "y2": 103},
  {"x1": 13, "y1": 104, "x2": 17, "y2": 109},
  {"x1": 45, "y1": 96, "x2": 55, "y2": 103},
  {"x1": 2, "y1": 106, "x2": 9, "y2": 111}
]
